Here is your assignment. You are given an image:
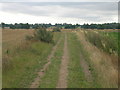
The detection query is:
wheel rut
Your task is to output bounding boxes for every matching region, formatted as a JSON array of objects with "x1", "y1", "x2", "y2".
[{"x1": 30, "y1": 37, "x2": 62, "y2": 88}]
